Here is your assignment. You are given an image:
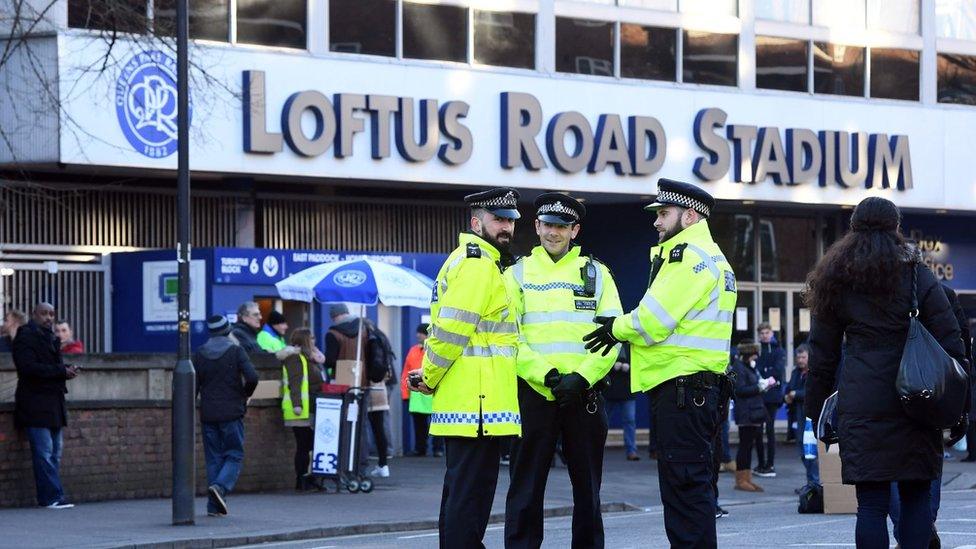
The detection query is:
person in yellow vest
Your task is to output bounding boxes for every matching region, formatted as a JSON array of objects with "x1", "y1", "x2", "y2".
[
  {"x1": 503, "y1": 193, "x2": 622, "y2": 549},
  {"x1": 584, "y1": 179, "x2": 737, "y2": 548},
  {"x1": 409, "y1": 187, "x2": 521, "y2": 548},
  {"x1": 281, "y1": 328, "x2": 326, "y2": 491}
]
